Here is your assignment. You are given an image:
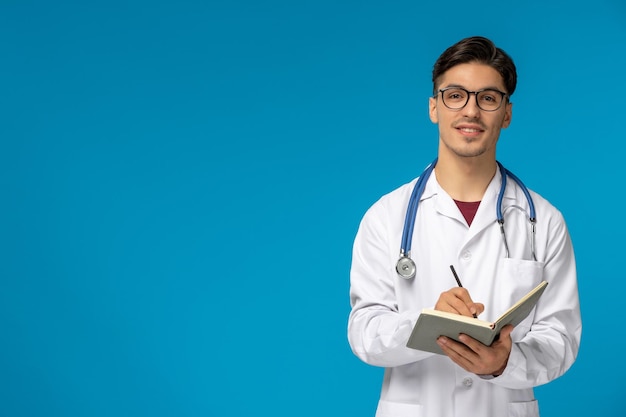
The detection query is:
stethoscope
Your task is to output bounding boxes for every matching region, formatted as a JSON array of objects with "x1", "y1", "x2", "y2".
[{"x1": 395, "y1": 158, "x2": 537, "y2": 279}]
